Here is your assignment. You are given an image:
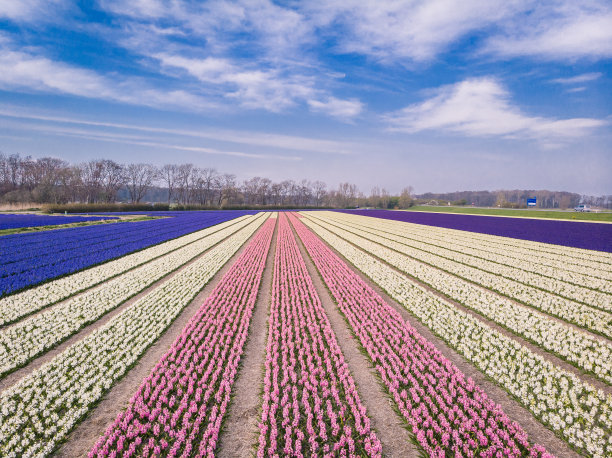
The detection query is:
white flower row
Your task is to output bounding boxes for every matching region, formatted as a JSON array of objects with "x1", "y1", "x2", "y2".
[
  {"x1": 0, "y1": 214, "x2": 260, "y2": 378},
  {"x1": 323, "y1": 211, "x2": 612, "y2": 283},
  {"x1": 0, "y1": 215, "x2": 253, "y2": 326},
  {"x1": 305, "y1": 216, "x2": 612, "y2": 384},
  {"x1": 0, "y1": 213, "x2": 268, "y2": 457},
  {"x1": 301, "y1": 217, "x2": 612, "y2": 457},
  {"x1": 323, "y1": 212, "x2": 612, "y2": 299},
  {"x1": 312, "y1": 213, "x2": 612, "y2": 329}
]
